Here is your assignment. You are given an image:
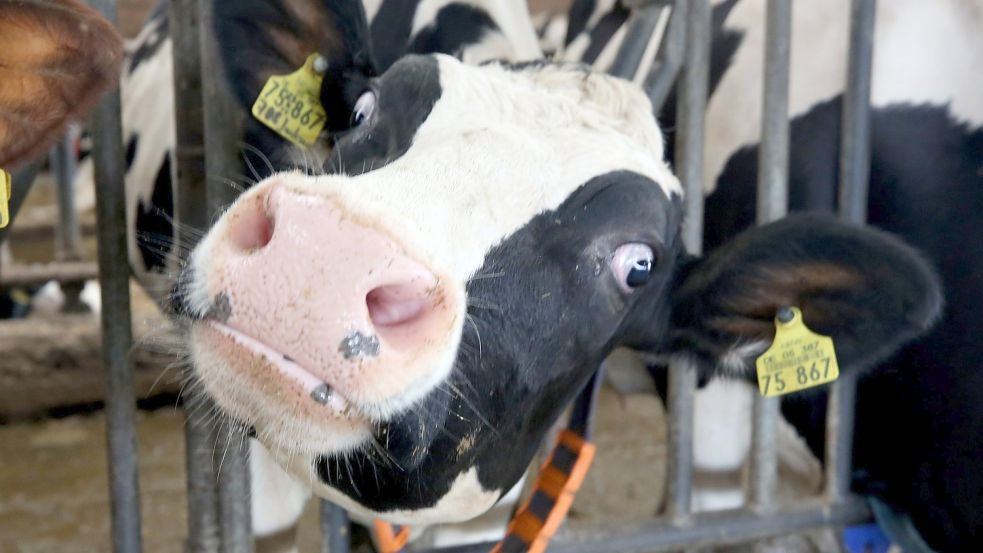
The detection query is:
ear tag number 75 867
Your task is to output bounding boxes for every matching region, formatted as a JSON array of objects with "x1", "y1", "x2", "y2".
[{"x1": 755, "y1": 306, "x2": 840, "y2": 397}]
